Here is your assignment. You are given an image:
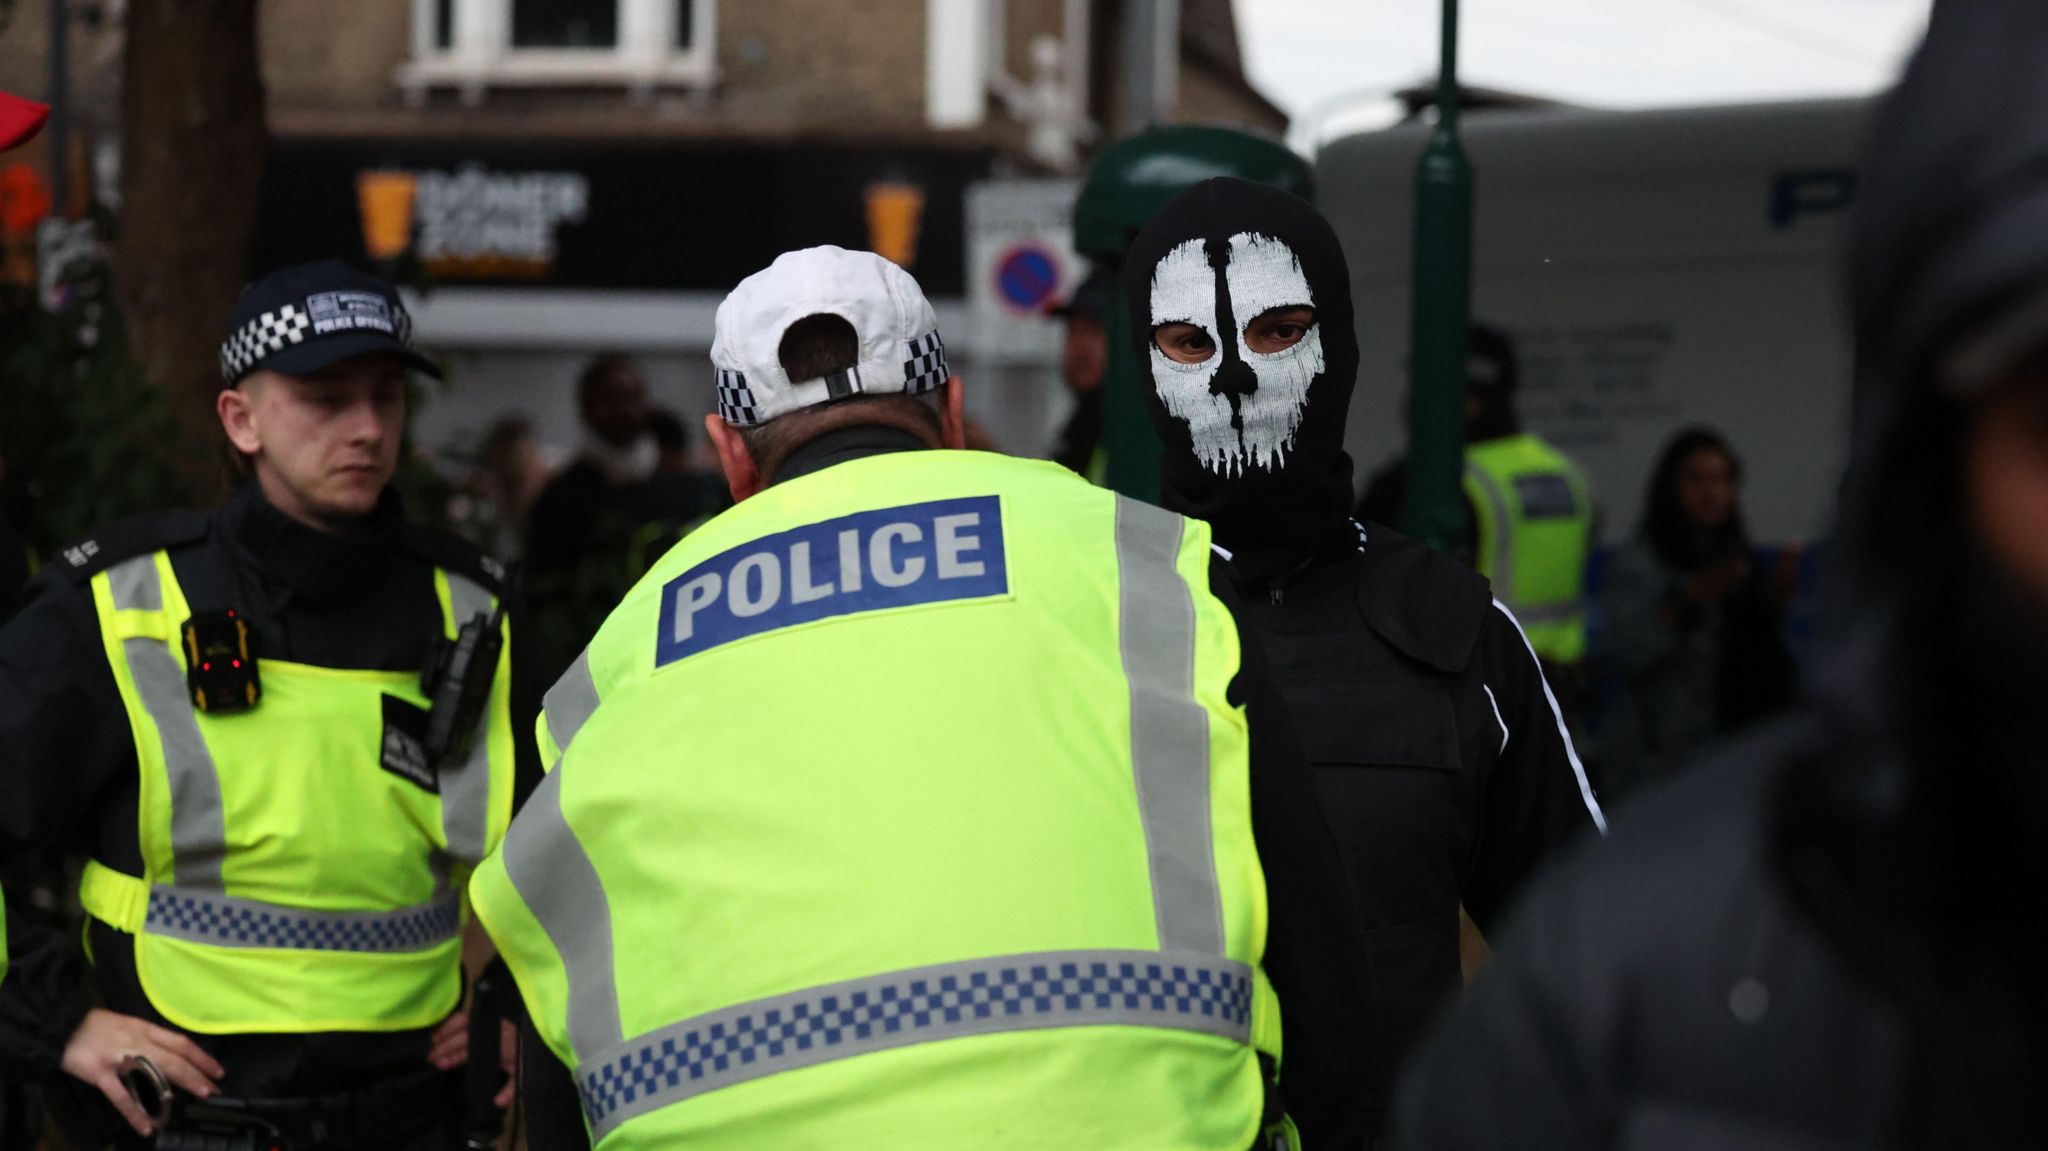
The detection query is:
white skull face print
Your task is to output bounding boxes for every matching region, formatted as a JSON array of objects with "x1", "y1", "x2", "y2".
[{"x1": 1147, "y1": 232, "x2": 1324, "y2": 476}]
